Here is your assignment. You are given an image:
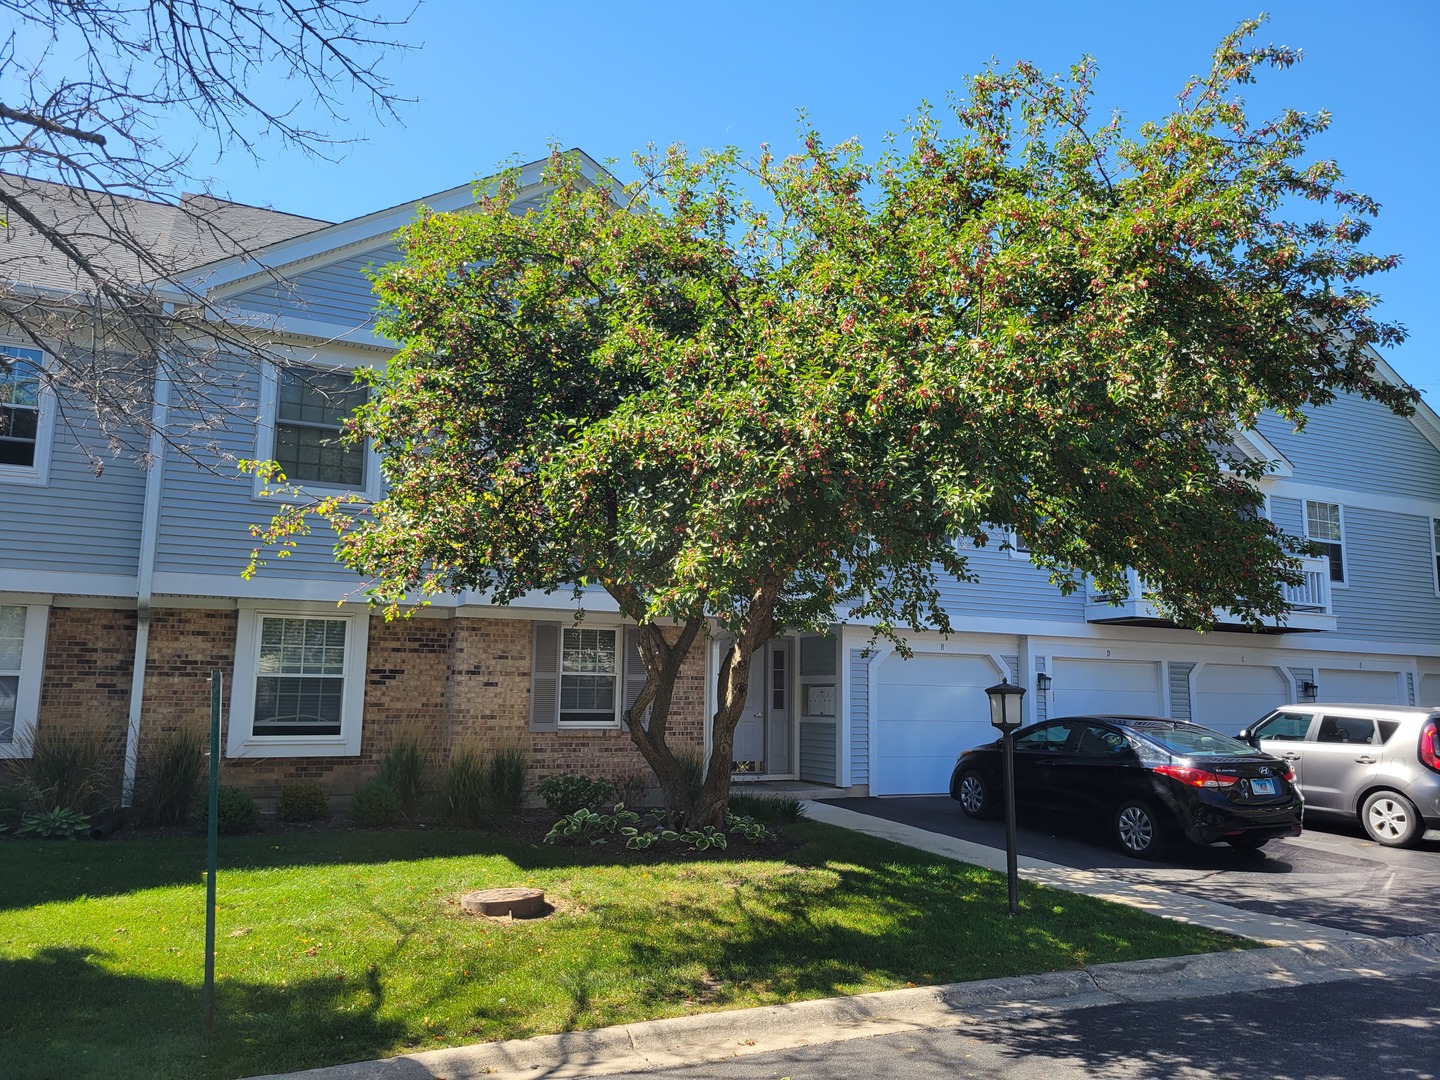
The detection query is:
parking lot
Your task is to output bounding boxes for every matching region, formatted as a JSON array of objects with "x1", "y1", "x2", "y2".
[{"x1": 821, "y1": 795, "x2": 1440, "y2": 938}]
